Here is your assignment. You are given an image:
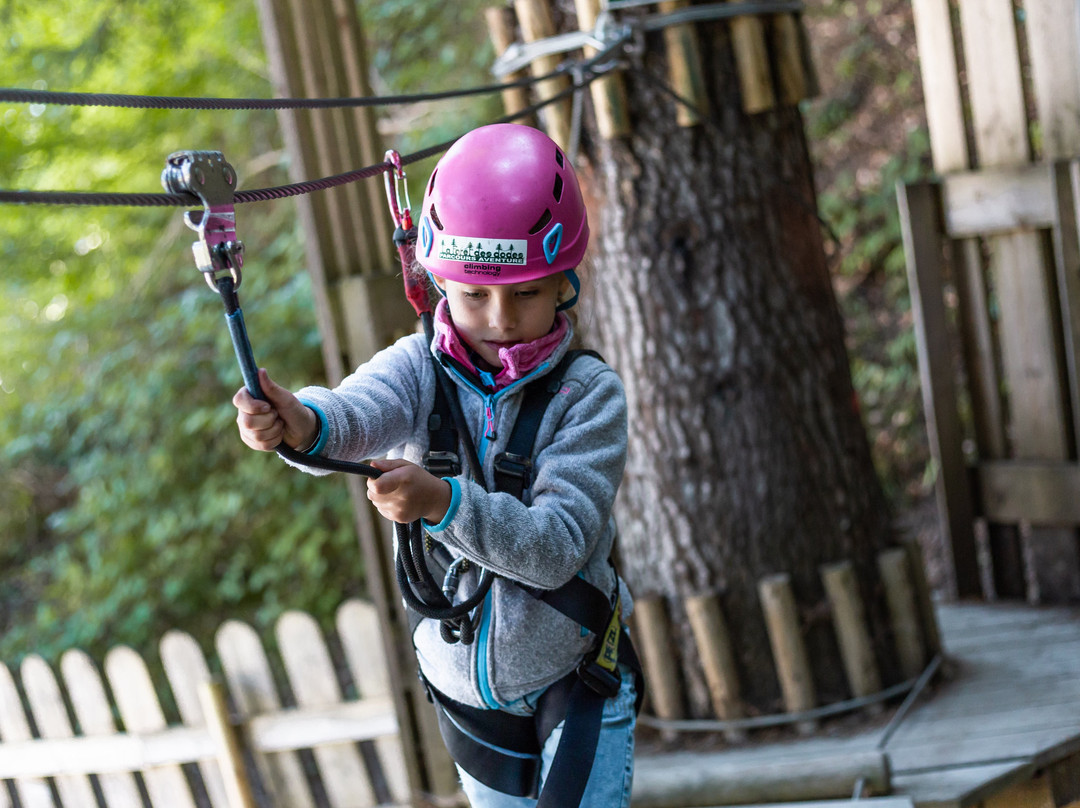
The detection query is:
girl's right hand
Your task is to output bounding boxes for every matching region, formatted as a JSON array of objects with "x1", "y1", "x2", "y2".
[{"x1": 233, "y1": 368, "x2": 318, "y2": 452}]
